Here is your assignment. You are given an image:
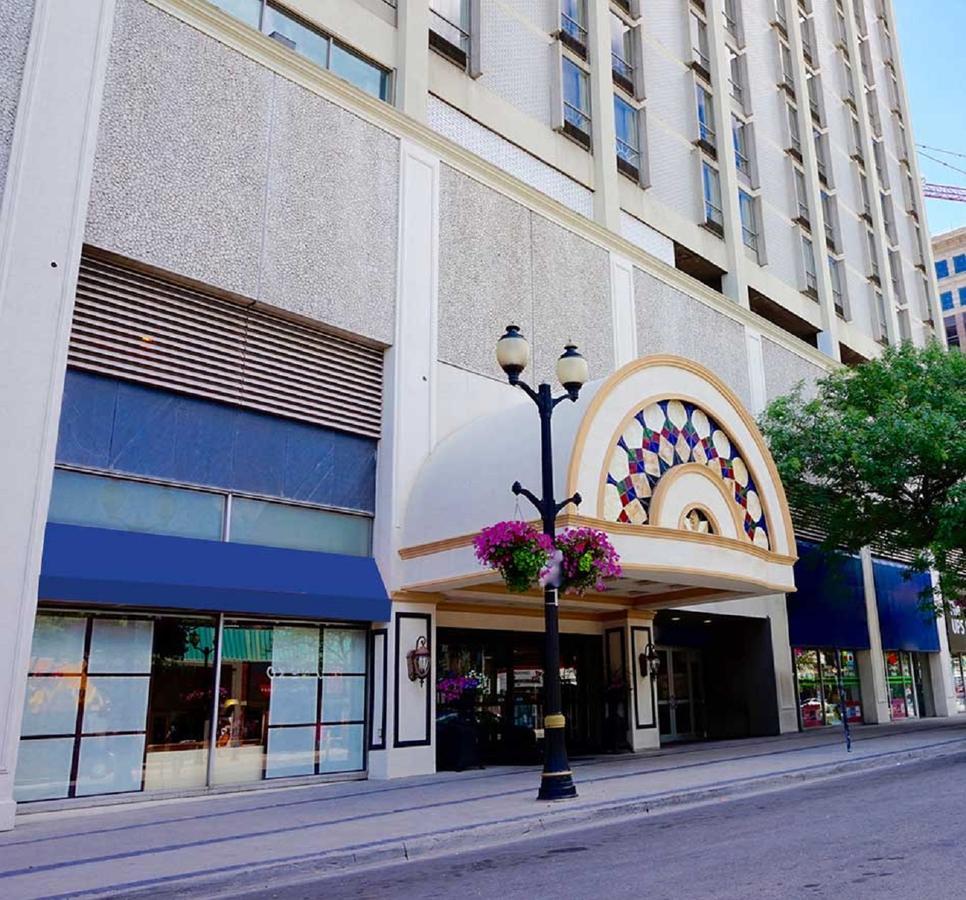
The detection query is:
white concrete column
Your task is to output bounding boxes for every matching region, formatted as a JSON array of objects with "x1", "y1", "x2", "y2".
[
  {"x1": 764, "y1": 595, "x2": 799, "y2": 734},
  {"x1": 609, "y1": 253, "x2": 638, "y2": 367},
  {"x1": 704, "y1": 0, "x2": 747, "y2": 308},
  {"x1": 372, "y1": 139, "x2": 440, "y2": 595},
  {"x1": 929, "y1": 570, "x2": 958, "y2": 718},
  {"x1": 369, "y1": 600, "x2": 437, "y2": 779},
  {"x1": 586, "y1": 0, "x2": 621, "y2": 232},
  {"x1": 857, "y1": 548, "x2": 891, "y2": 724},
  {"x1": 397, "y1": 0, "x2": 431, "y2": 121},
  {"x1": 0, "y1": 0, "x2": 117, "y2": 831},
  {"x1": 623, "y1": 611, "x2": 660, "y2": 752}
]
